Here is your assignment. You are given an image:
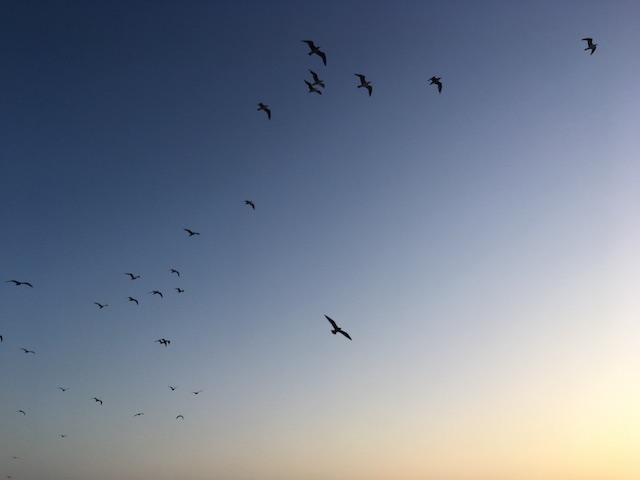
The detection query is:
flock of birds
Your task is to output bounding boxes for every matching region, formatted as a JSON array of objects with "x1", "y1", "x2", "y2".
[{"x1": 3, "y1": 33, "x2": 599, "y2": 479}]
